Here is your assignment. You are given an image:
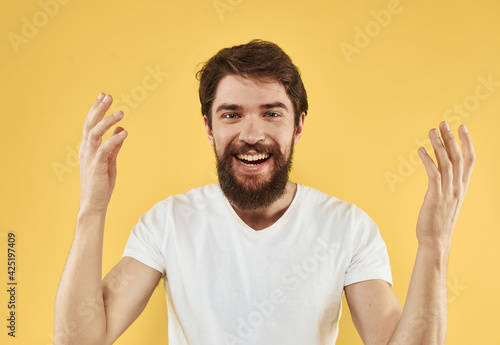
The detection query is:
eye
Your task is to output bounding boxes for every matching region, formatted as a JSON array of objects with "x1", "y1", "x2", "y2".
[
  {"x1": 264, "y1": 112, "x2": 280, "y2": 117},
  {"x1": 223, "y1": 113, "x2": 239, "y2": 119}
]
